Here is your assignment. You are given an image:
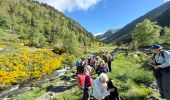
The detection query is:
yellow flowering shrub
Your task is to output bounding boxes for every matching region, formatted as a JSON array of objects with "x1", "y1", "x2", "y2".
[
  {"x1": 0, "y1": 47, "x2": 63, "y2": 85},
  {"x1": 0, "y1": 71, "x2": 28, "y2": 84}
]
